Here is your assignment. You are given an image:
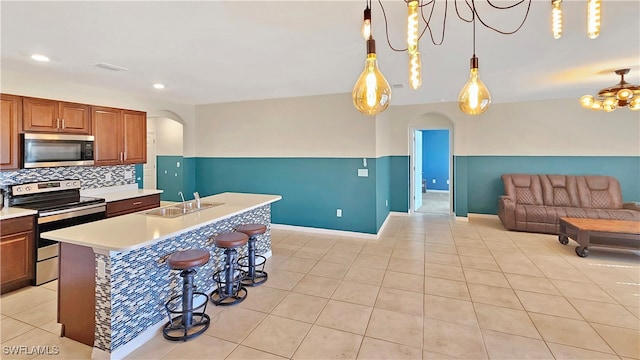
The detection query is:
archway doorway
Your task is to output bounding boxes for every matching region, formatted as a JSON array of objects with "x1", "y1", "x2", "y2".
[
  {"x1": 409, "y1": 113, "x2": 454, "y2": 215},
  {"x1": 145, "y1": 113, "x2": 185, "y2": 202}
]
